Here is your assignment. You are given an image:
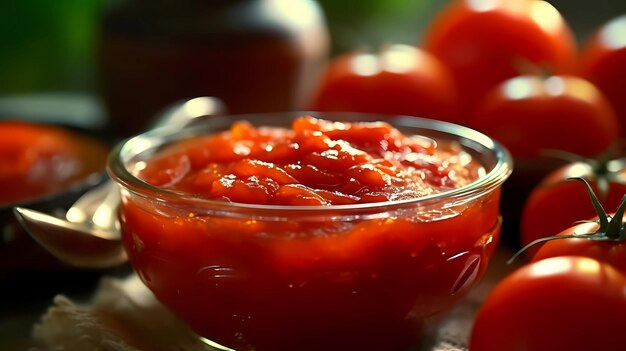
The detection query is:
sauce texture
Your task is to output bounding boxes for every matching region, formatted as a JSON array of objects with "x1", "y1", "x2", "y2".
[
  {"x1": 0, "y1": 121, "x2": 107, "y2": 205},
  {"x1": 138, "y1": 116, "x2": 482, "y2": 205}
]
